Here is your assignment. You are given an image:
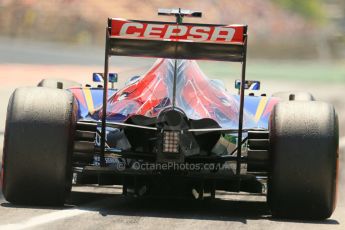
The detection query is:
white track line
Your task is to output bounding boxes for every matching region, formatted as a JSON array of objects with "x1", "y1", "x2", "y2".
[
  {"x1": 0, "y1": 196, "x2": 114, "y2": 230},
  {"x1": 340, "y1": 136, "x2": 345, "y2": 149},
  {"x1": 0, "y1": 209, "x2": 92, "y2": 230}
]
